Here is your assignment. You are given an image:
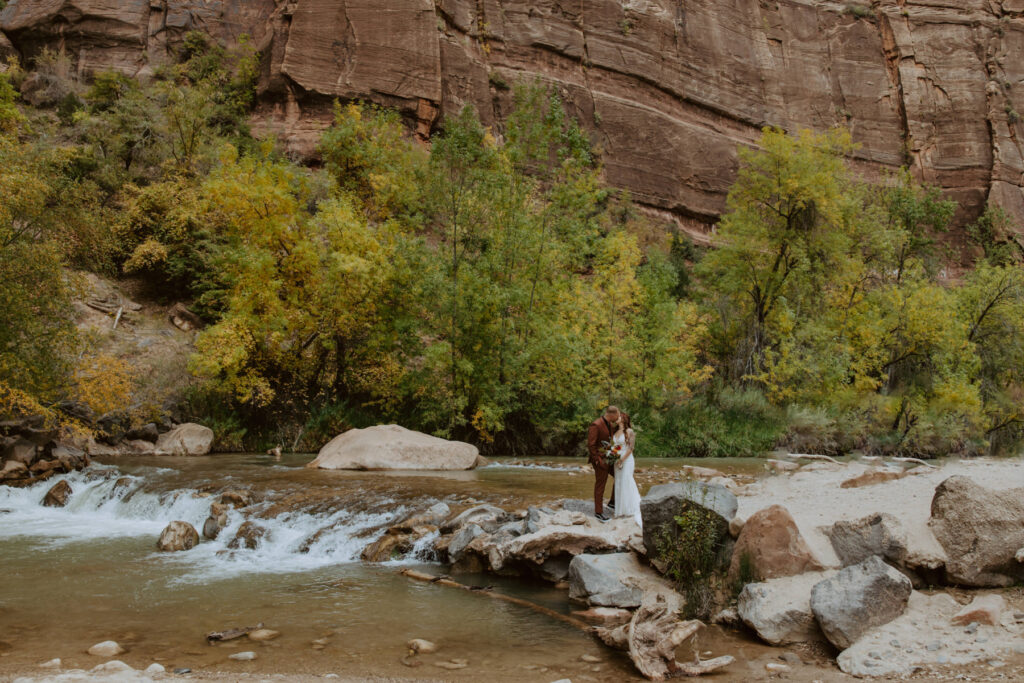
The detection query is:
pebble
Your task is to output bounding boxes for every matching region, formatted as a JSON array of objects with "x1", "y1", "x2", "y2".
[
  {"x1": 144, "y1": 663, "x2": 166, "y2": 674},
  {"x1": 780, "y1": 652, "x2": 801, "y2": 665},
  {"x1": 229, "y1": 651, "x2": 257, "y2": 661},
  {"x1": 91, "y1": 660, "x2": 134, "y2": 674},
  {"x1": 964, "y1": 623, "x2": 978, "y2": 634},
  {"x1": 890, "y1": 639, "x2": 900, "y2": 648},
  {"x1": 407, "y1": 638, "x2": 437, "y2": 654},
  {"x1": 87, "y1": 640, "x2": 125, "y2": 657},
  {"x1": 38, "y1": 659, "x2": 61, "y2": 669},
  {"x1": 869, "y1": 650, "x2": 882, "y2": 659},
  {"x1": 550, "y1": 680, "x2": 572, "y2": 683},
  {"x1": 989, "y1": 659, "x2": 1005, "y2": 667},
  {"x1": 173, "y1": 668, "x2": 192, "y2": 674},
  {"x1": 926, "y1": 641, "x2": 942, "y2": 651},
  {"x1": 248, "y1": 628, "x2": 281, "y2": 641},
  {"x1": 580, "y1": 654, "x2": 601, "y2": 663},
  {"x1": 765, "y1": 662, "x2": 790, "y2": 673}
]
